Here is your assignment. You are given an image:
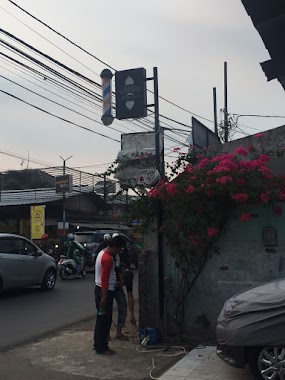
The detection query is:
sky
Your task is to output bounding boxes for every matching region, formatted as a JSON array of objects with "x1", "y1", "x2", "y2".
[{"x1": 0, "y1": 0, "x2": 285, "y2": 174}]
